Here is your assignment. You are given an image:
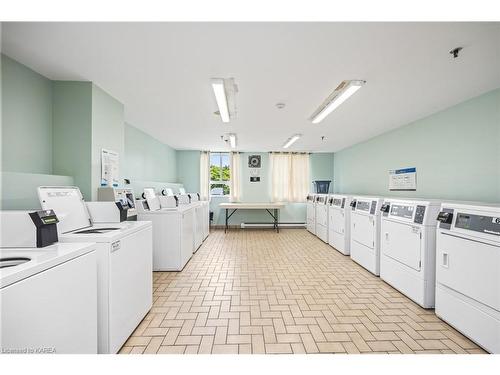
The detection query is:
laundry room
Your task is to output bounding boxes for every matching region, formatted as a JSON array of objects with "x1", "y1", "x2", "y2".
[{"x1": 0, "y1": 1, "x2": 499, "y2": 374}]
